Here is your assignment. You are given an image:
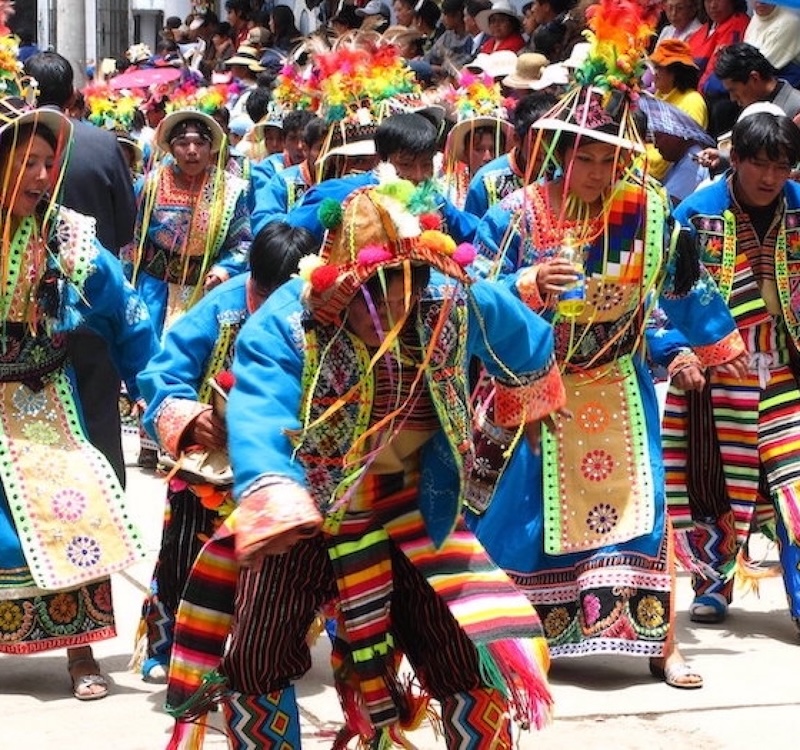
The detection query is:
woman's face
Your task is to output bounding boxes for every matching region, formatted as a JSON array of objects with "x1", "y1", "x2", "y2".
[
  {"x1": 704, "y1": 0, "x2": 735, "y2": 24},
  {"x1": 663, "y1": 0, "x2": 696, "y2": 31},
  {"x1": 652, "y1": 64, "x2": 676, "y2": 95},
  {"x1": 393, "y1": 0, "x2": 416, "y2": 26},
  {"x1": 170, "y1": 127, "x2": 213, "y2": 178},
  {"x1": 467, "y1": 130, "x2": 501, "y2": 173},
  {"x1": 562, "y1": 140, "x2": 620, "y2": 205},
  {"x1": 488, "y1": 13, "x2": 516, "y2": 40},
  {"x1": 2, "y1": 132, "x2": 56, "y2": 218},
  {"x1": 753, "y1": 1, "x2": 776, "y2": 16}
]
